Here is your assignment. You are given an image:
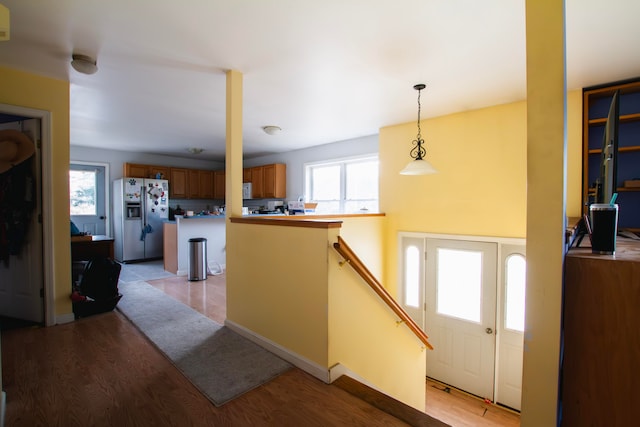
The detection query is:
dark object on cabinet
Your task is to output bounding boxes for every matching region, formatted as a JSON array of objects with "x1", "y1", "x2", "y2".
[{"x1": 583, "y1": 78, "x2": 640, "y2": 231}]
